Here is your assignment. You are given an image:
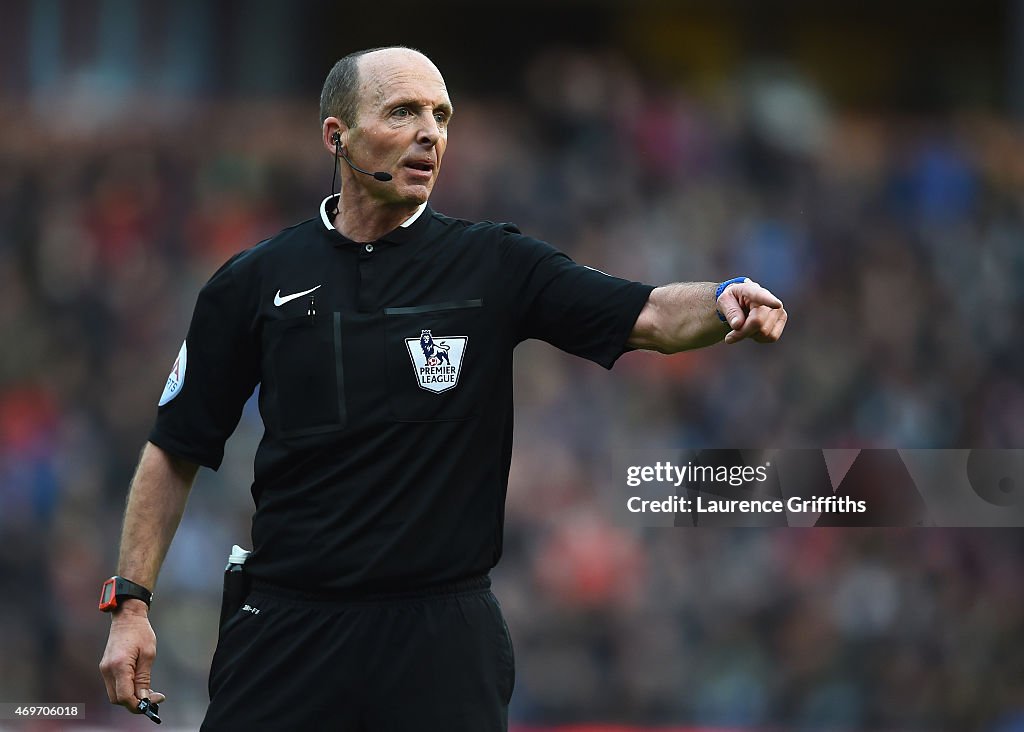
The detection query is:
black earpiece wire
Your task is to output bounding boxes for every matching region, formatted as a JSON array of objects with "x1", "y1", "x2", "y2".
[{"x1": 330, "y1": 133, "x2": 341, "y2": 217}]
